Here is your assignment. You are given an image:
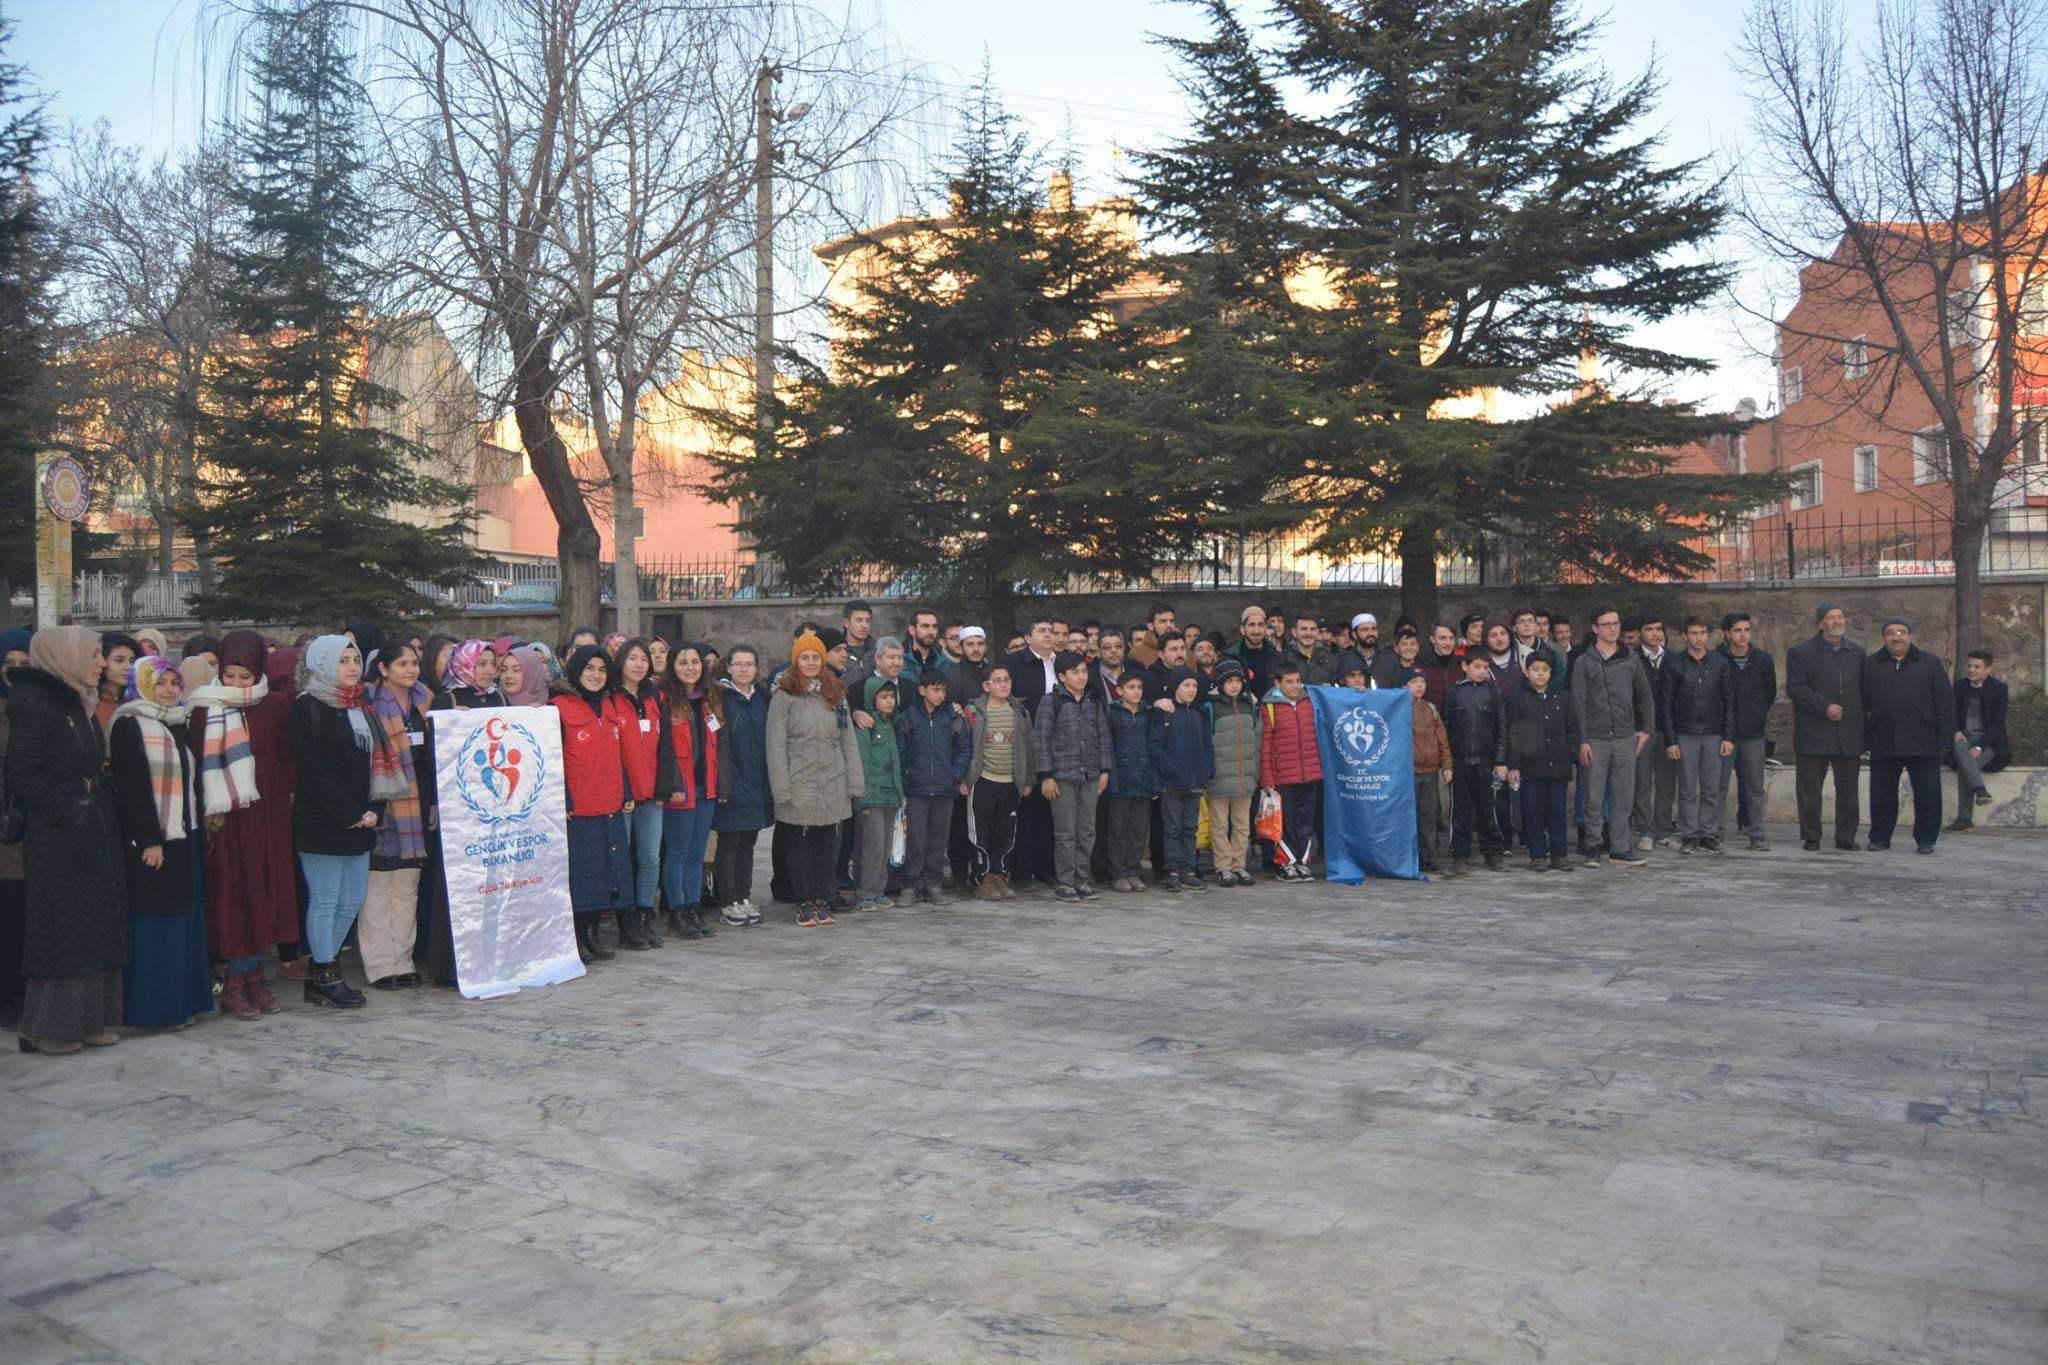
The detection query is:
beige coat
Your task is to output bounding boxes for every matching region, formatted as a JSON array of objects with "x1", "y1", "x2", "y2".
[{"x1": 766, "y1": 685, "x2": 865, "y2": 828}]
